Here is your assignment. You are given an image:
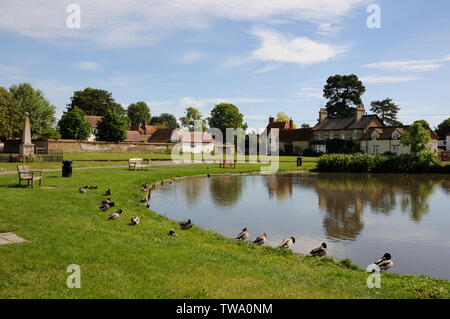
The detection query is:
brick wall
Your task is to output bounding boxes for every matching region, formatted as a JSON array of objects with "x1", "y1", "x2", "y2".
[{"x1": 439, "y1": 151, "x2": 450, "y2": 162}]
